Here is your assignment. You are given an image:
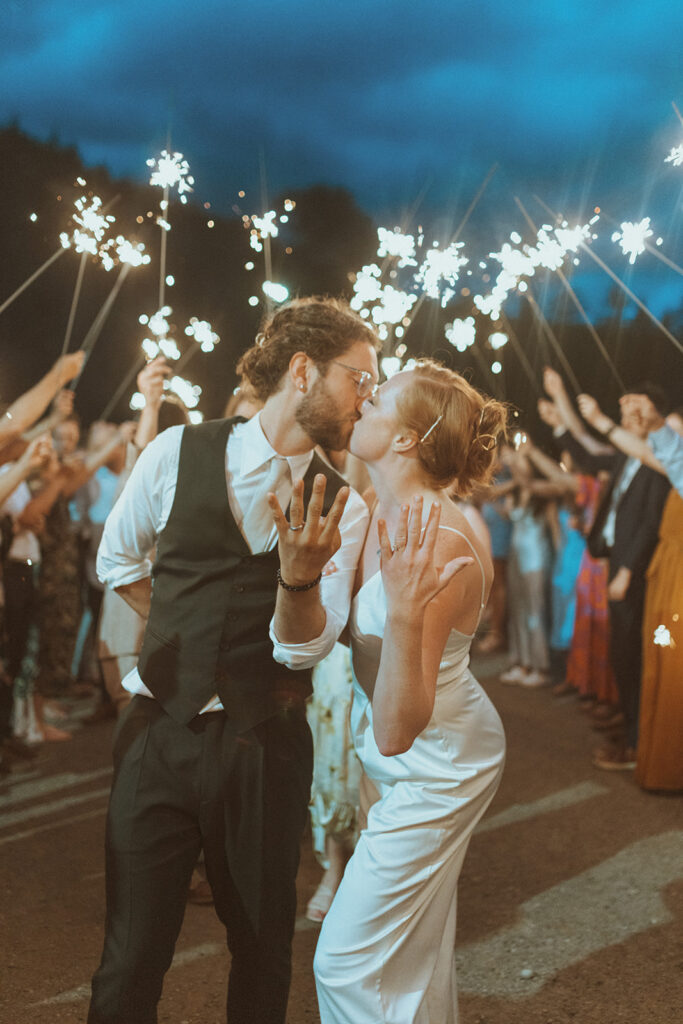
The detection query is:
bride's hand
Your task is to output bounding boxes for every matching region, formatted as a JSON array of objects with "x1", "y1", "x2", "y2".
[
  {"x1": 269, "y1": 473, "x2": 350, "y2": 587},
  {"x1": 378, "y1": 497, "x2": 473, "y2": 611}
]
